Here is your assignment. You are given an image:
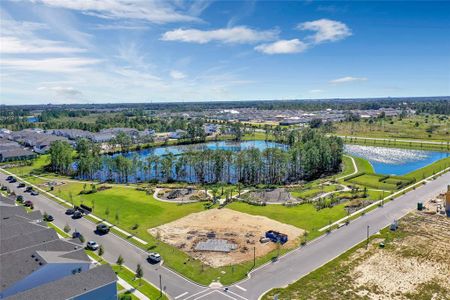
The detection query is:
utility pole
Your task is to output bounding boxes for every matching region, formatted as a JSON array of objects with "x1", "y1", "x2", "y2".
[
  {"x1": 253, "y1": 246, "x2": 256, "y2": 269},
  {"x1": 366, "y1": 225, "x2": 370, "y2": 249},
  {"x1": 159, "y1": 274, "x2": 162, "y2": 297}
]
